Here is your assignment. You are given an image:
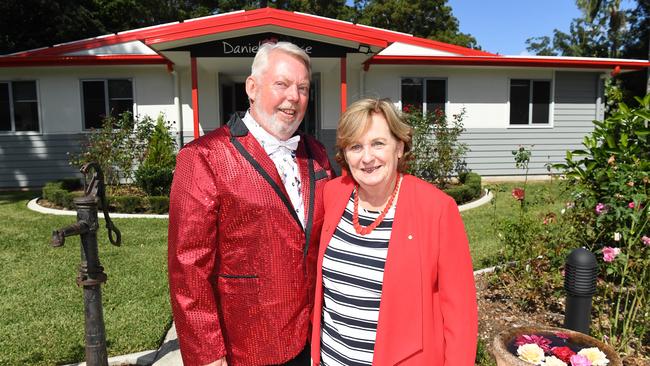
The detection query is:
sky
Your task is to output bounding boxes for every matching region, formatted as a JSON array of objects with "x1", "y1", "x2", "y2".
[{"x1": 446, "y1": 0, "x2": 636, "y2": 56}]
